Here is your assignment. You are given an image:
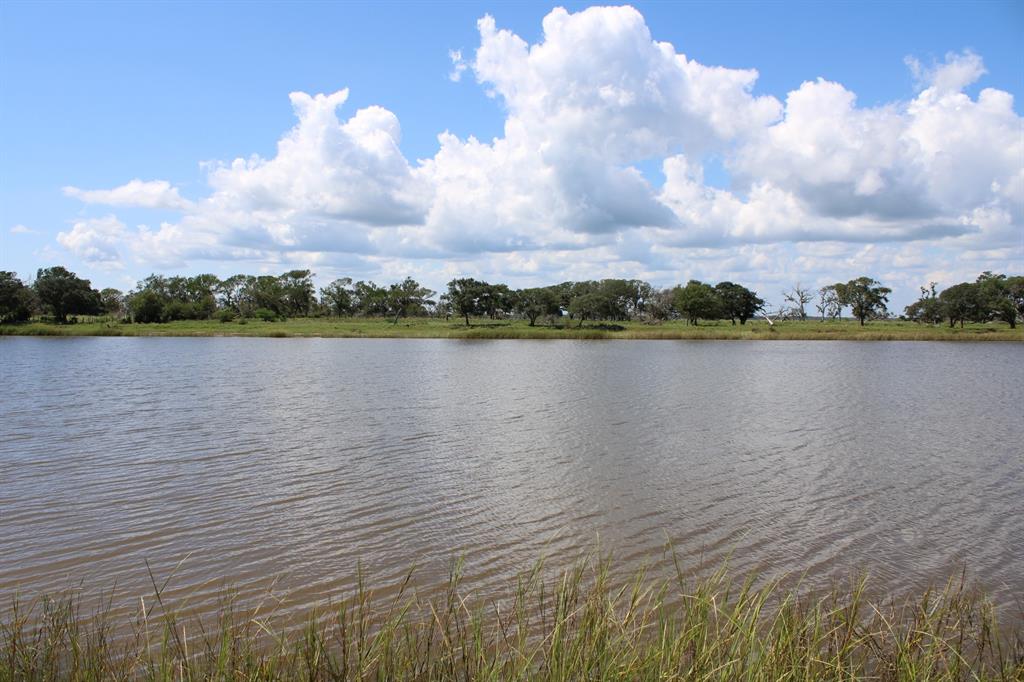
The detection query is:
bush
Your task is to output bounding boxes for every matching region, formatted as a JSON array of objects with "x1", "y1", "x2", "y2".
[
  {"x1": 253, "y1": 308, "x2": 278, "y2": 322},
  {"x1": 163, "y1": 300, "x2": 194, "y2": 321},
  {"x1": 130, "y1": 291, "x2": 165, "y2": 323},
  {"x1": 216, "y1": 309, "x2": 237, "y2": 323}
]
